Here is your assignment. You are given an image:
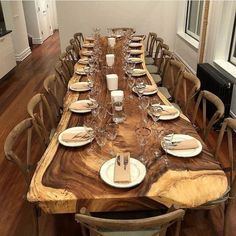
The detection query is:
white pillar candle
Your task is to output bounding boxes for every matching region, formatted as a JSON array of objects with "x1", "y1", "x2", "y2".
[
  {"x1": 106, "y1": 54, "x2": 115, "y2": 67},
  {"x1": 108, "y1": 37, "x2": 116, "y2": 47},
  {"x1": 106, "y1": 74, "x2": 118, "y2": 91}
]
